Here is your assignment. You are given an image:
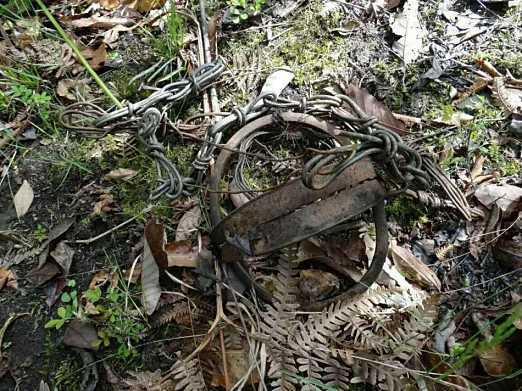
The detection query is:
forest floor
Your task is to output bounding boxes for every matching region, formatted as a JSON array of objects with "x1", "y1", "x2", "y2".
[{"x1": 0, "y1": 0, "x2": 521, "y2": 390}]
